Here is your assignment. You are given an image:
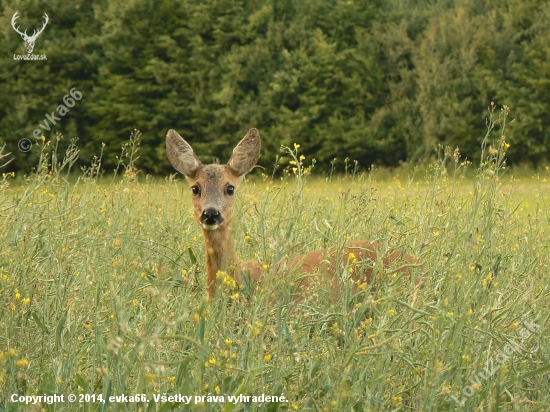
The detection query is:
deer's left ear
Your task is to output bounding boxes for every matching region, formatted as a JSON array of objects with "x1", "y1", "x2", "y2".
[{"x1": 228, "y1": 128, "x2": 261, "y2": 176}]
